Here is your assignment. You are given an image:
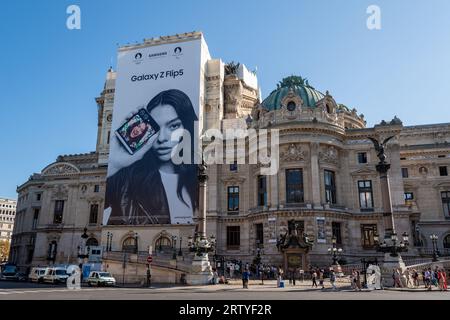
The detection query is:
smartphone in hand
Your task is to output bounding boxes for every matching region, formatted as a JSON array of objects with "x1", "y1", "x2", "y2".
[{"x1": 115, "y1": 108, "x2": 160, "y2": 155}]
